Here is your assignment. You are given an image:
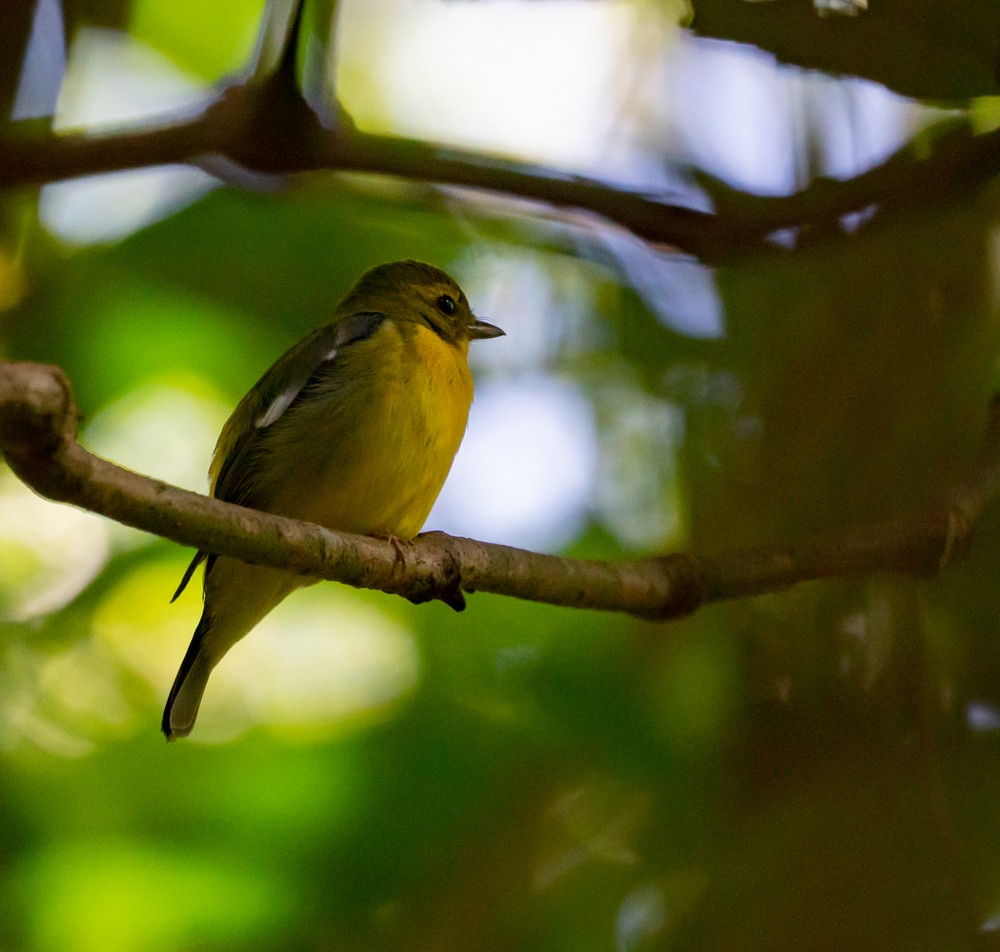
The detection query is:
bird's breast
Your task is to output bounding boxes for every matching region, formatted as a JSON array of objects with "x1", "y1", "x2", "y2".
[{"x1": 267, "y1": 319, "x2": 474, "y2": 539}]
